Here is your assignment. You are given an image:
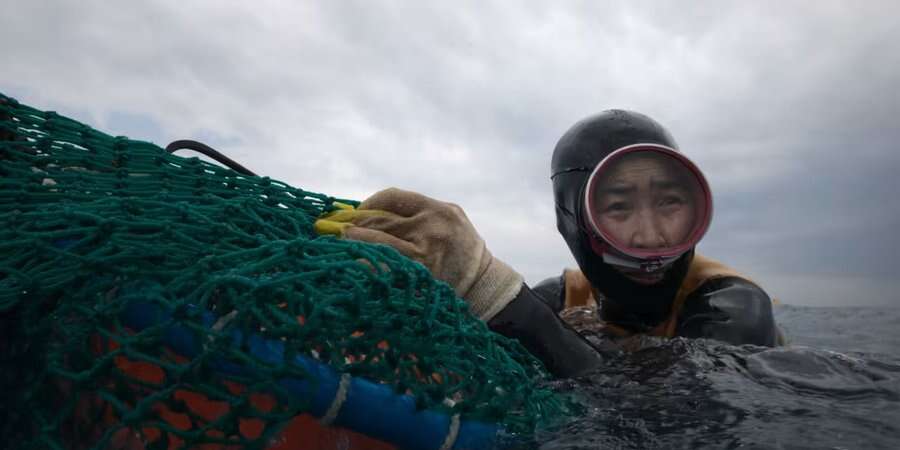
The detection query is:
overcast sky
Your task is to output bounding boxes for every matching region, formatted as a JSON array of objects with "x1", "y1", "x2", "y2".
[{"x1": 3, "y1": 1, "x2": 898, "y2": 306}]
